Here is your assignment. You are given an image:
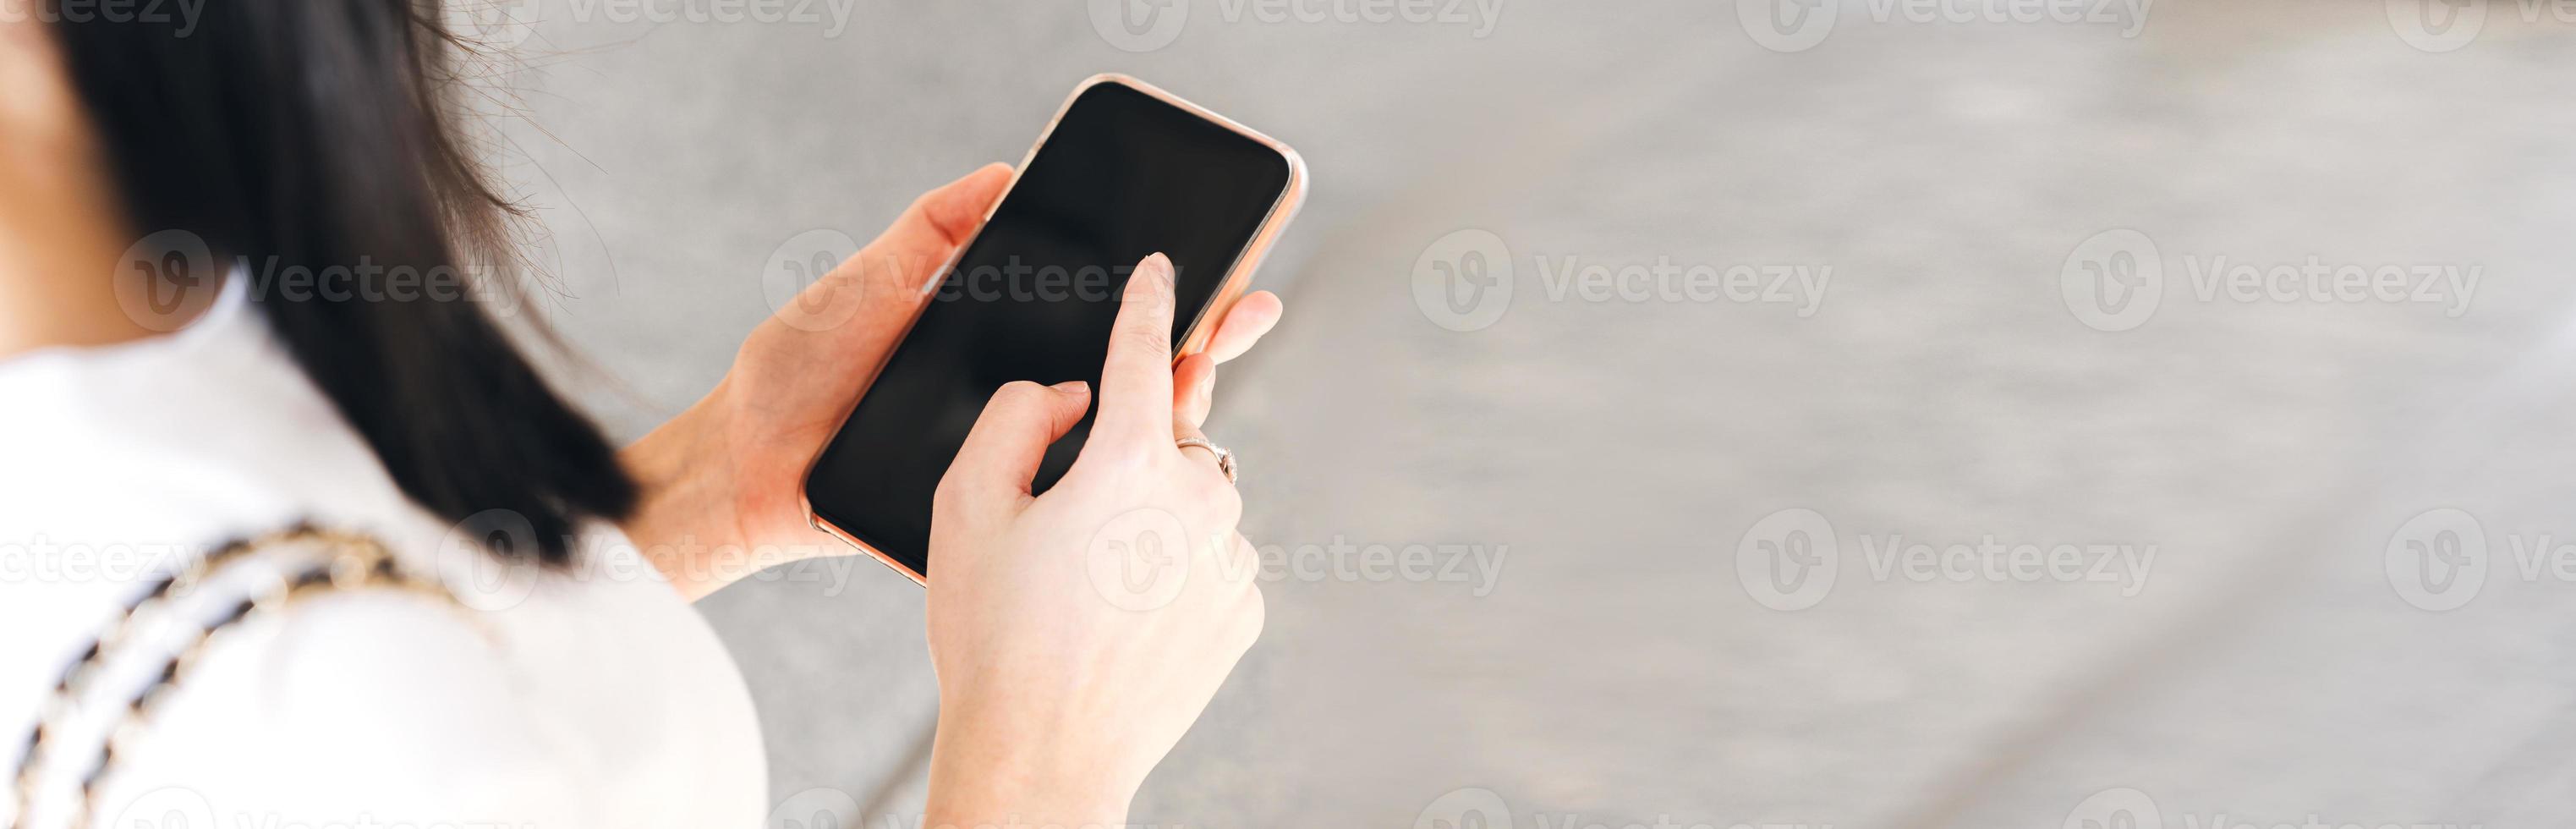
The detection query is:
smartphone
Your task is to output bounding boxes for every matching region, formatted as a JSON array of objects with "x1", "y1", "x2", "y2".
[{"x1": 799, "y1": 74, "x2": 1307, "y2": 584}]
